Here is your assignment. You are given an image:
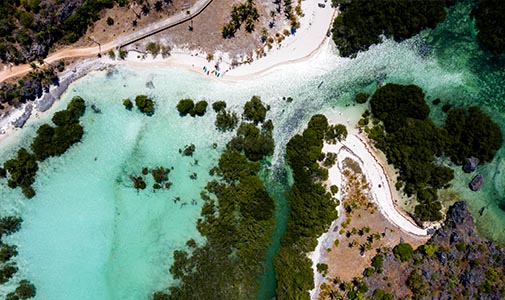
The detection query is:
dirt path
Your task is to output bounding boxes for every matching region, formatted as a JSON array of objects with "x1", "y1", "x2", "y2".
[{"x1": 0, "y1": 0, "x2": 213, "y2": 83}]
